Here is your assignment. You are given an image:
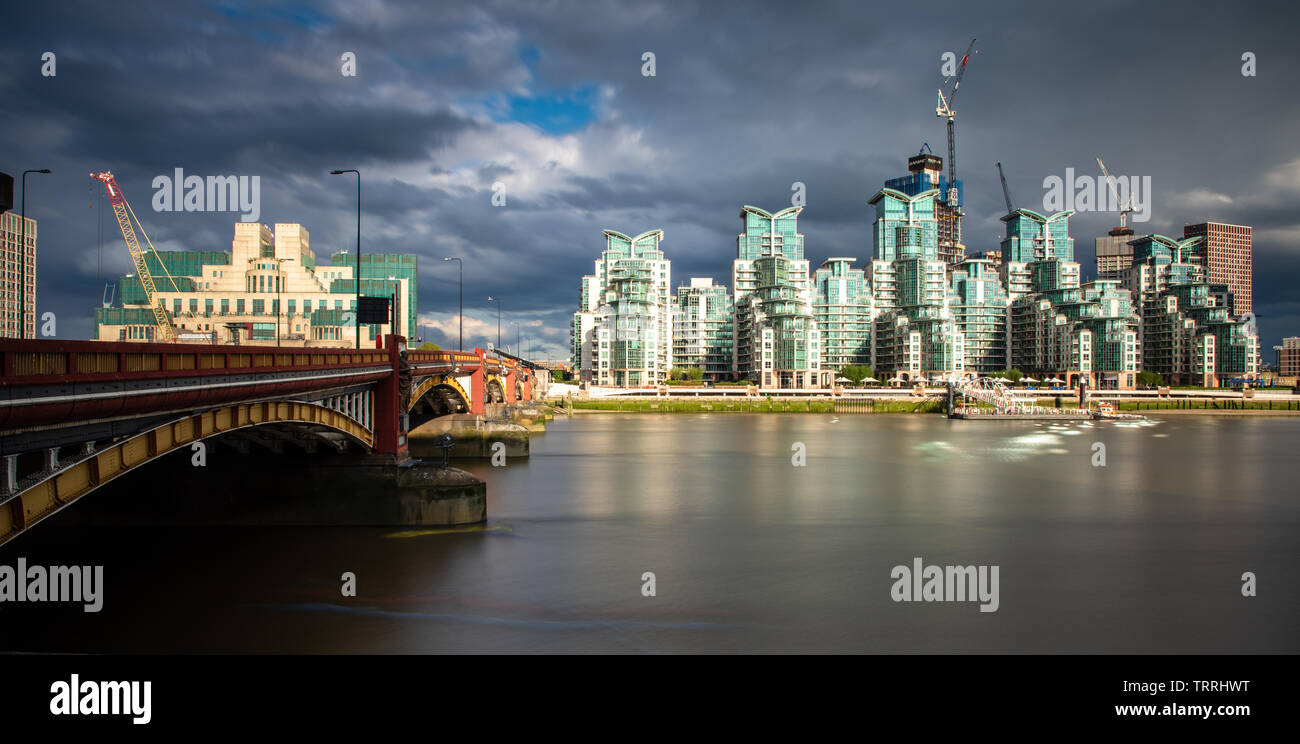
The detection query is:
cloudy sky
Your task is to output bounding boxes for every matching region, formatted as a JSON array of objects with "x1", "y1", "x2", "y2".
[{"x1": 3, "y1": 0, "x2": 1298, "y2": 357}]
